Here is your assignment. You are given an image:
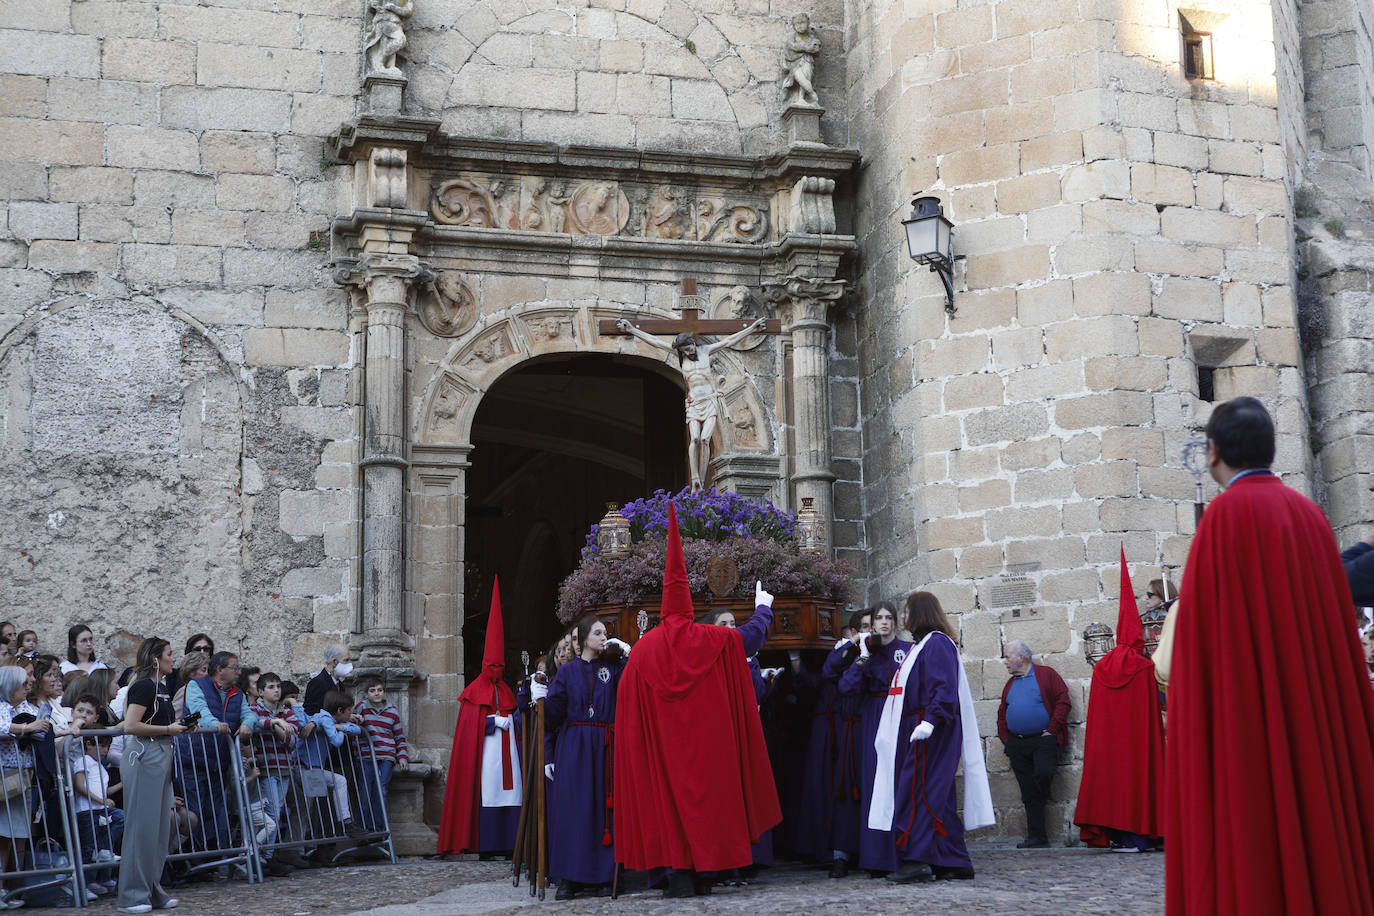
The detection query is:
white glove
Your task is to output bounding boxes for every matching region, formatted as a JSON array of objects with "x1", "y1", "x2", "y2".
[
  {"x1": 858, "y1": 637, "x2": 871, "y2": 660},
  {"x1": 763, "y1": 667, "x2": 784, "y2": 680},
  {"x1": 606, "y1": 637, "x2": 632, "y2": 656},
  {"x1": 755, "y1": 580, "x2": 774, "y2": 608},
  {"x1": 529, "y1": 681, "x2": 548, "y2": 702},
  {"x1": 544, "y1": 763, "x2": 555, "y2": 780},
  {"x1": 834, "y1": 638, "x2": 851, "y2": 651},
  {"x1": 493, "y1": 715, "x2": 512, "y2": 731},
  {"x1": 910, "y1": 721, "x2": 935, "y2": 743}
]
